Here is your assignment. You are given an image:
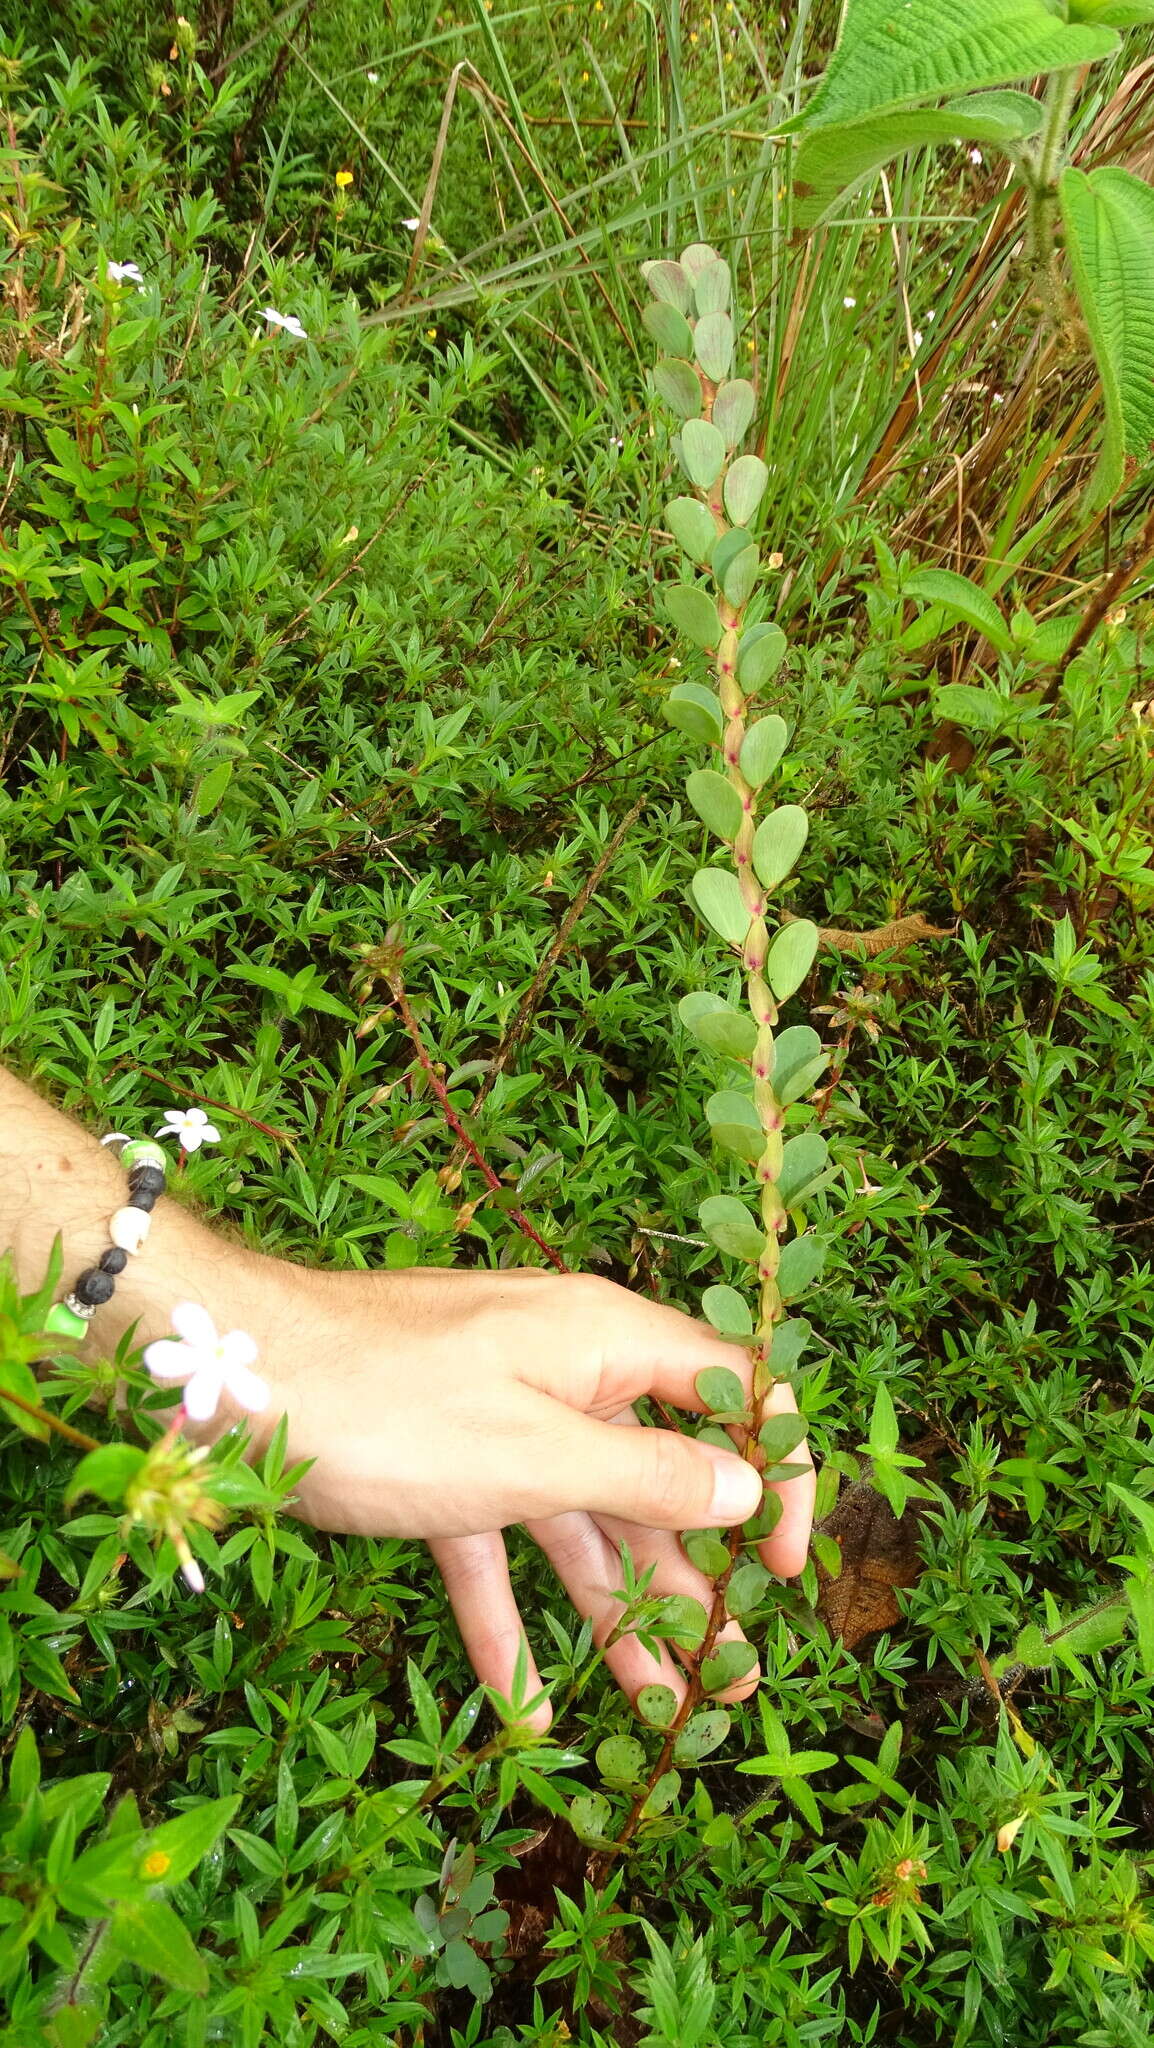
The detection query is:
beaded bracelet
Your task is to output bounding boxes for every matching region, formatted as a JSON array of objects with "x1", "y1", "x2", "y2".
[{"x1": 43, "y1": 1137, "x2": 170, "y2": 1340}]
